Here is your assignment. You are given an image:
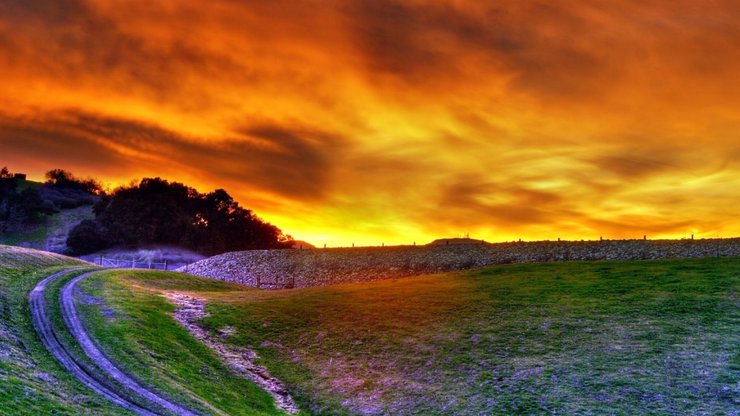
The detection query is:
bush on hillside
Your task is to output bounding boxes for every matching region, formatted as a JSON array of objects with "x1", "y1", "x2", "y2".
[
  {"x1": 41, "y1": 169, "x2": 102, "y2": 210},
  {"x1": 66, "y1": 219, "x2": 108, "y2": 254},
  {"x1": 45, "y1": 169, "x2": 103, "y2": 195},
  {"x1": 1, "y1": 169, "x2": 52, "y2": 232}
]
